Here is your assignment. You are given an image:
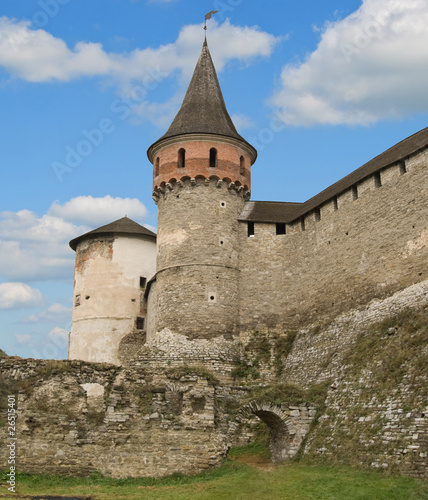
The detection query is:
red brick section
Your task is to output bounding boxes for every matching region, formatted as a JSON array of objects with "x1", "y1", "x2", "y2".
[{"x1": 153, "y1": 140, "x2": 251, "y2": 191}]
